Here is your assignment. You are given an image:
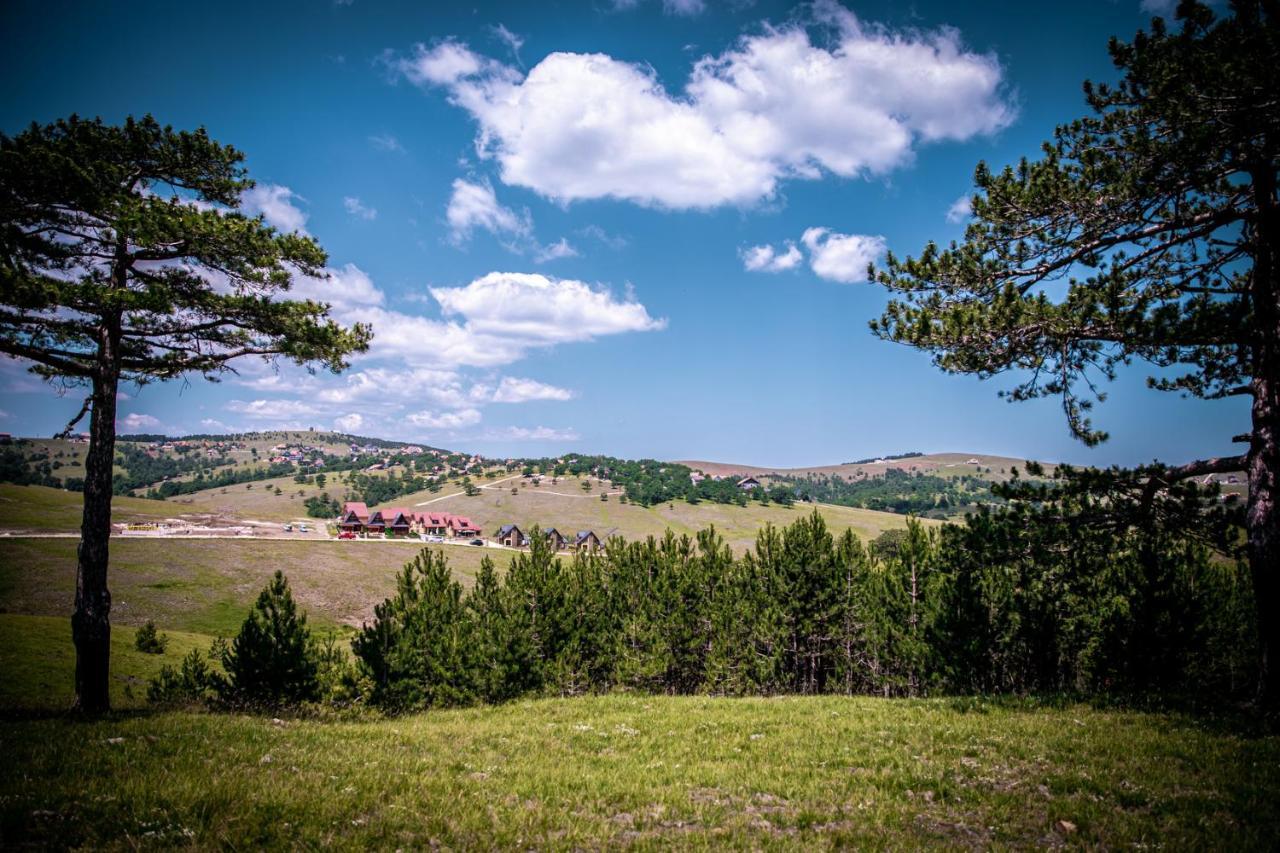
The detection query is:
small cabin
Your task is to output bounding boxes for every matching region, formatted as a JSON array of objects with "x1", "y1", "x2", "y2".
[
  {"x1": 737, "y1": 476, "x2": 761, "y2": 491},
  {"x1": 544, "y1": 528, "x2": 567, "y2": 551},
  {"x1": 495, "y1": 523, "x2": 526, "y2": 548},
  {"x1": 574, "y1": 530, "x2": 603, "y2": 554}
]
